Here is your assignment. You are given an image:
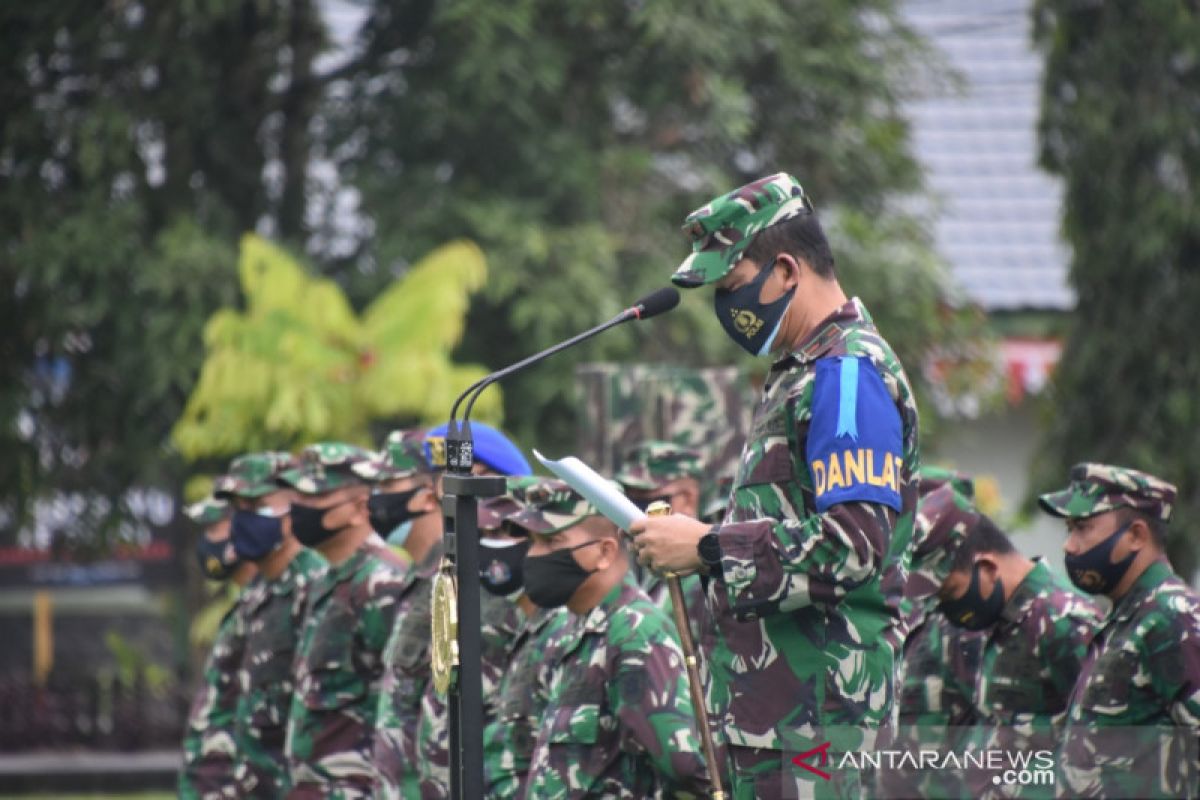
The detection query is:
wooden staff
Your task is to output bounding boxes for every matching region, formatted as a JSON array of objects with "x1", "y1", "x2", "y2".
[{"x1": 645, "y1": 500, "x2": 726, "y2": 800}]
